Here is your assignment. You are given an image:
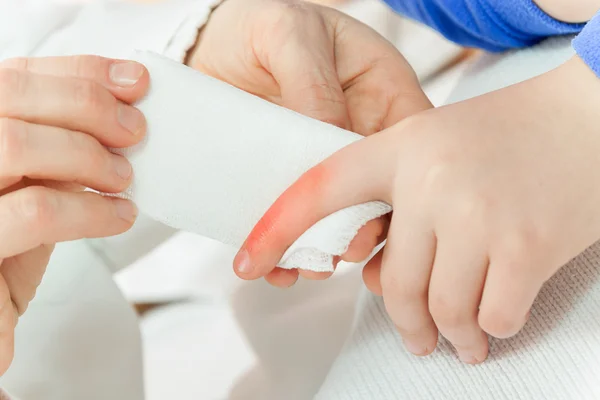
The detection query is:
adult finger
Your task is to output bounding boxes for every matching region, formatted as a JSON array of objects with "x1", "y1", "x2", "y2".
[
  {"x1": 0, "y1": 68, "x2": 145, "y2": 147},
  {"x1": 331, "y1": 10, "x2": 433, "y2": 135},
  {"x1": 0, "y1": 187, "x2": 137, "y2": 258},
  {"x1": 259, "y1": 6, "x2": 350, "y2": 129},
  {"x1": 0, "y1": 118, "x2": 132, "y2": 193},
  {"x1": 0, "y1": 55, "x2": 149, "y2": 104}
]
